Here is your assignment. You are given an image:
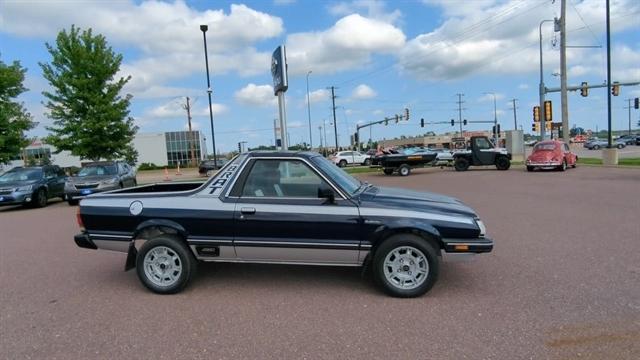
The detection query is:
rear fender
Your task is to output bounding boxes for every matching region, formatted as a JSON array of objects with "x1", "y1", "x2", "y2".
[{"x1": 132, "y1": 219, "x2": 188, "y2": 240}]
